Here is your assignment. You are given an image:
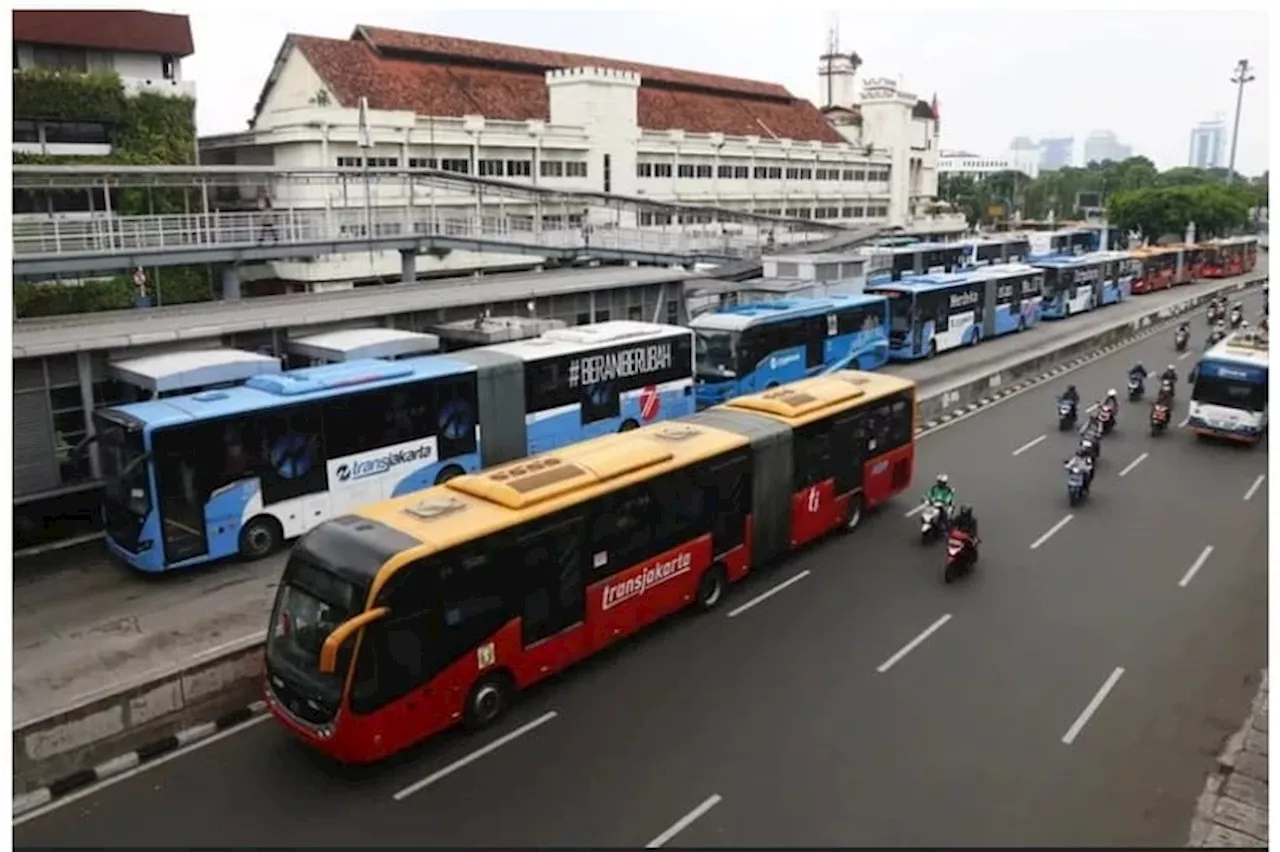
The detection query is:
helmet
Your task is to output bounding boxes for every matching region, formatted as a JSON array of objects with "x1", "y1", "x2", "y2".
[
  {"x1": 1168, "y1": 364, "x2": 1176, "y2": 372},
  {"x1": 956, "y1": 504, "x2": 973, "y2": 522},
  {"x1": 1081, "y1": 438, "x2": 1093, "y2": 450},
  {"x1": 1066, "y1": 384, "x2": 1077, "y2": 394},
  {"x1": 1107, "y1": 388, "x2": 1117, "y2": 397},
  {"x1": 936, "y1": 473, "x2": 949, "y2": 486},
  {"x1": 1241, "y1": 320, "x2": 1249, "y2": 328}
]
